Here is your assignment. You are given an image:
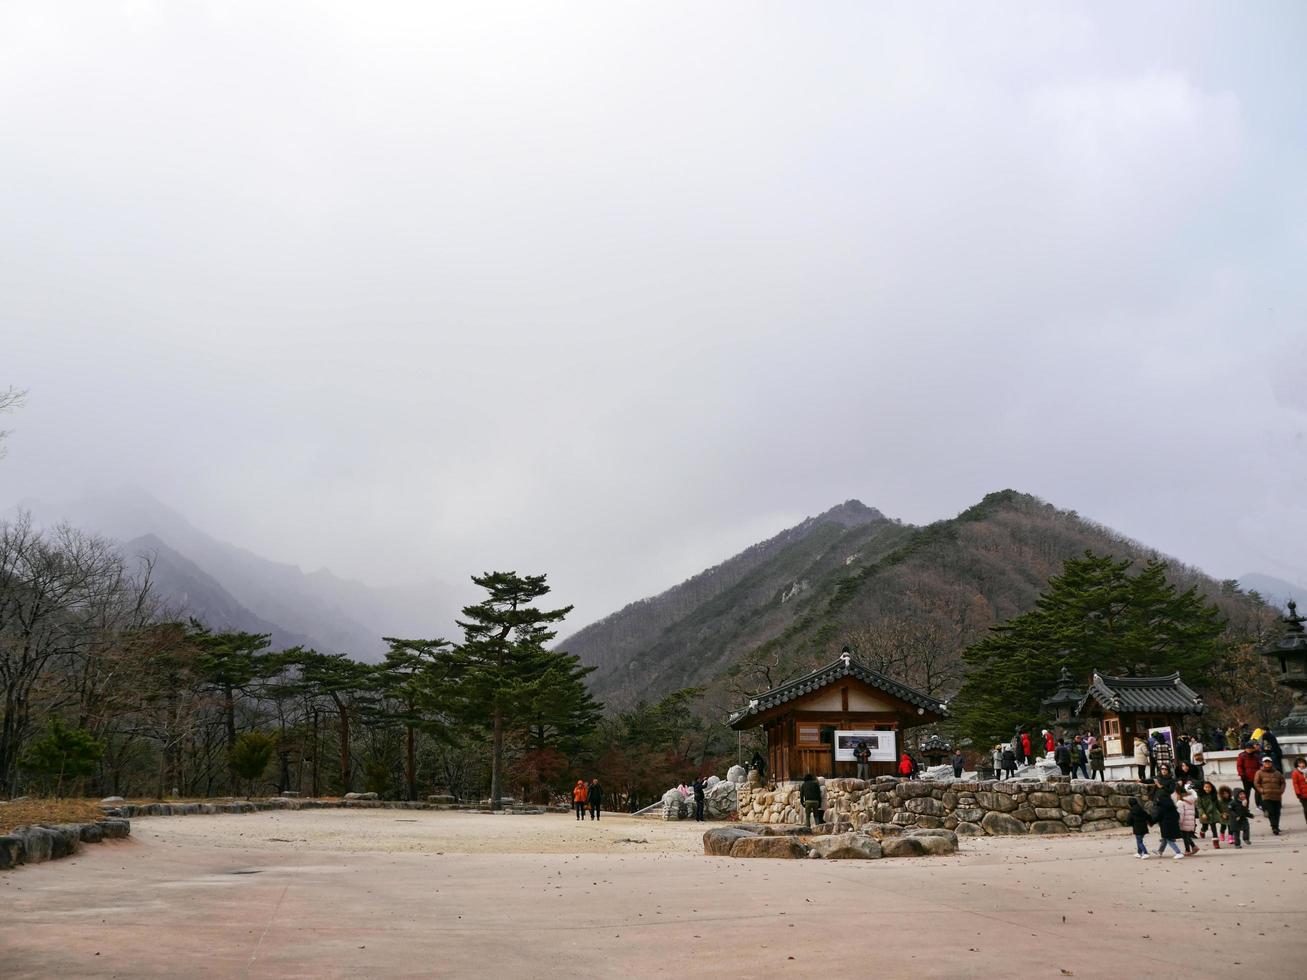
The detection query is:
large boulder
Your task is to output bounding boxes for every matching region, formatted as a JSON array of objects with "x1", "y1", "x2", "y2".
[
  {"x1": 1030, "y1": 820, "x2": 1068, "y2": 835},
  {"x1": 904, "y1": 797, "x2": 947, "y2": 816},
  {"x1": 730, "y1": 835, "x2": 809, "y2": 859},
  {"x1": 727, "y1": 765, "x2": 748, "y2": 784},
  {"x1": 705, "y1": 780, "x2": 738, "y2": 819},
  {"x1": 907, "y1": 828, "x2": 959, "y2": 847},
  {"x1": 703, "y1": 827, "x2": 757, "y2": 856},
  {"x1": 807, "y1": 833, "x2": 882, "y2": 860},
  {"x1": 880, "y1": 834, "x2": 954, "y2": 856},
  {"x1": 344, "y1": 792, "x2": 378, "y2": 801},
  {"x1": 0, "y1": 835, "x2": 24, "y2": 869},
  {"x1": 660, "y1": 788, "x2": 689, "y2": 821},
  {"x1": 96, "y1": 818, "x2": 130, "y2": 839},
  {"x1": 980, "y1": 811, "x2": 1027, "y2": 835},
  {"x1": 14, "y1": 826, "x2": 55, "y2": 863}
]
